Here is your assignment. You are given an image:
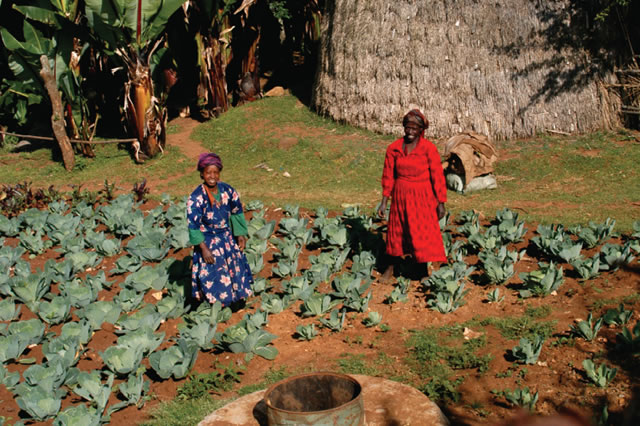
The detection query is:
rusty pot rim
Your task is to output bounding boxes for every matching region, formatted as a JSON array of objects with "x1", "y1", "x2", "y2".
[{"x1": 264, "y1": 371, "x2": 363, "y2": 415}]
